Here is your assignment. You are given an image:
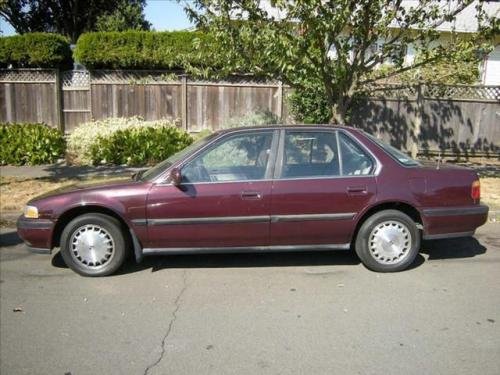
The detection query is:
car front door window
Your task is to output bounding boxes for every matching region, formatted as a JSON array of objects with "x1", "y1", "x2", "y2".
[{"x1": 182, "y1": 132, "x2": 274, "y2": 183}]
